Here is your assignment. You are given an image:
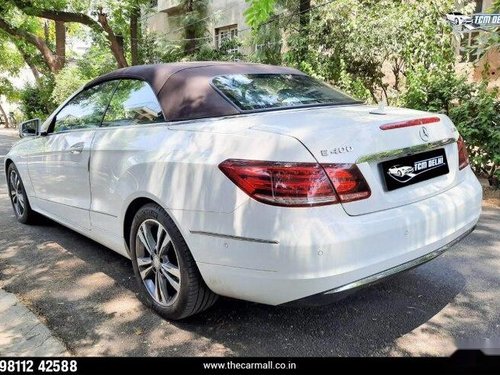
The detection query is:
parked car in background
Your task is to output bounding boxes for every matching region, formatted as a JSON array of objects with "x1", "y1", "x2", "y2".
[{"x1": 5, "y1": 62, "x2": 482, "y2": 319}]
